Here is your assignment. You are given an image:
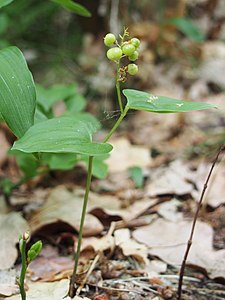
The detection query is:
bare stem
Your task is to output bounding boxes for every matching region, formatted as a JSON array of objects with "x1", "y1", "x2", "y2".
[
  {"x1": 103, "y1": 106, "x2": 128, "y2": 143},
  {"x1": 19, "y1": 239, "x2": 27, "y2": 300},
  {"x1": 116, "y1": 63, "x2": 123, "y2": 113},
  {"x1": 69, "y1": 156, "x2": 93, "y2": 298},
  {"x1": 177, "y1": 145, "x2": 225, "y2": 300}
]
